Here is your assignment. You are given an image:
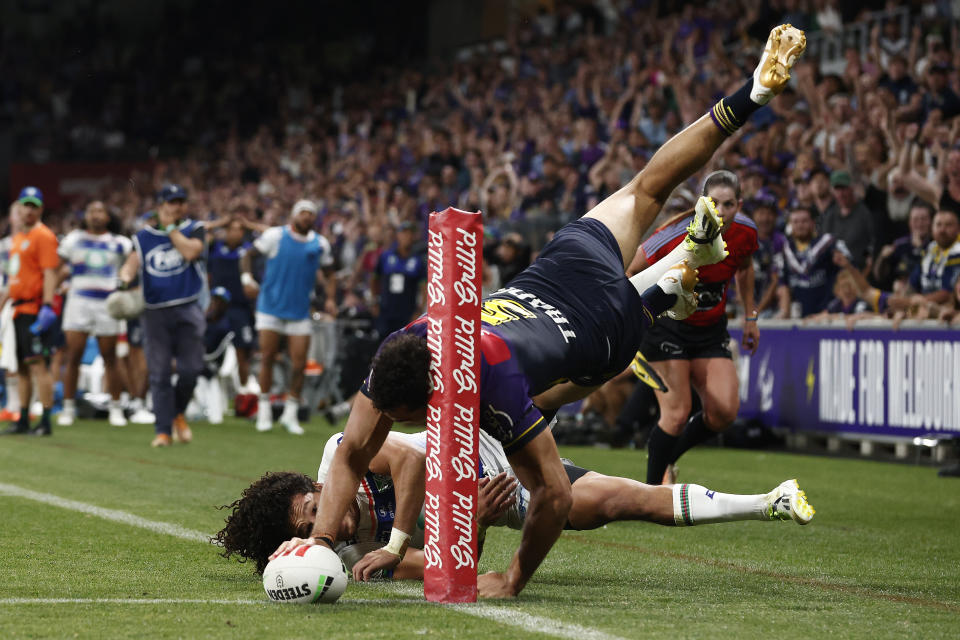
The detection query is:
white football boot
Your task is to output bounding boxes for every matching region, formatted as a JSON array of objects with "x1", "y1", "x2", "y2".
[
  {"x1": 657, "y1": 261, "x2": 700, "y2": 321},
  {"x1": 763, "y1": 478, "x2": 815, "y2": 525},
  {"x1": 750, "y1": 24, "x2": 807, "y2": 105},
  {"x1": 57, "y1": 405, "x2": 75, "y2": 427},
  {"x1": 256, "y1": 399, "x2": 273, "y2": 433},
  {"x1": 279, "y1": 401, "x2": 304, "y2": 436},
  {"x1": 108, "y1": 405, "x2": 128, "y2": 427},
  {"x1": 682, "y1": 196, "x2": 728, "y2": 268}
]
